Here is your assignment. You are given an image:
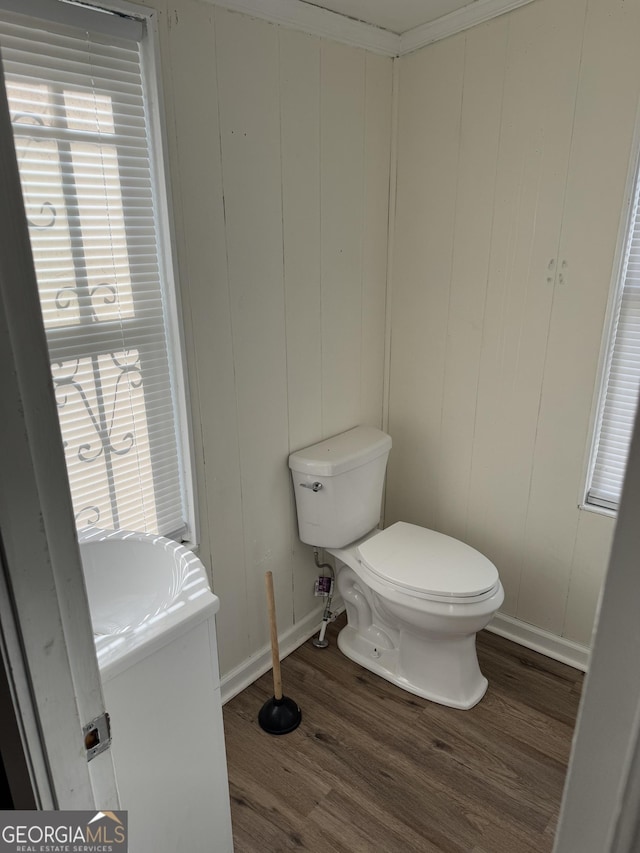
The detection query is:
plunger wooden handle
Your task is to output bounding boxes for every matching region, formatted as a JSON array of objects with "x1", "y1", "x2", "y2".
[{"x1": 265, "y1": 571, "x2": 283, "y2": 701}]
